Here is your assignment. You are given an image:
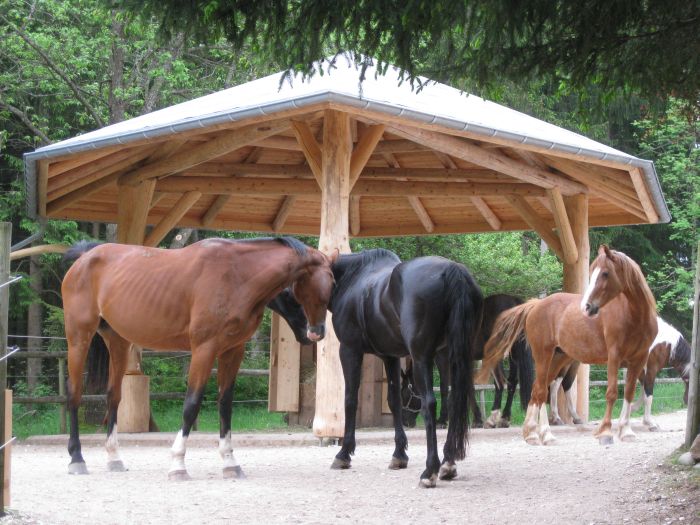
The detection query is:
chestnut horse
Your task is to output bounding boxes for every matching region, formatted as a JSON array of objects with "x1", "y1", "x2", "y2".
[
  {"x1": 62, "y1": 237, "x2": 335, "y2": 479},
  {"x1": 477, "y1": 246, "x2": 657, "y2": 446}
]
